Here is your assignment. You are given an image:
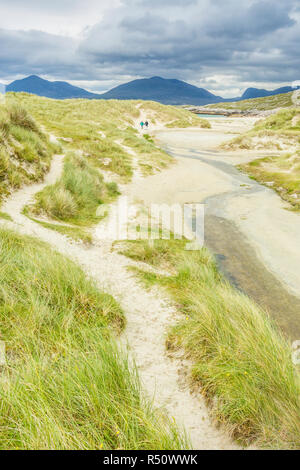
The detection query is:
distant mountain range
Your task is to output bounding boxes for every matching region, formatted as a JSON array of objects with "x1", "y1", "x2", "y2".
[
  {"x1": 4, "y1": 75, "x2": 300, "y2": 105},
  {"x1": 241, "y1": 86, "x2": 299, "y2": 100}
]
